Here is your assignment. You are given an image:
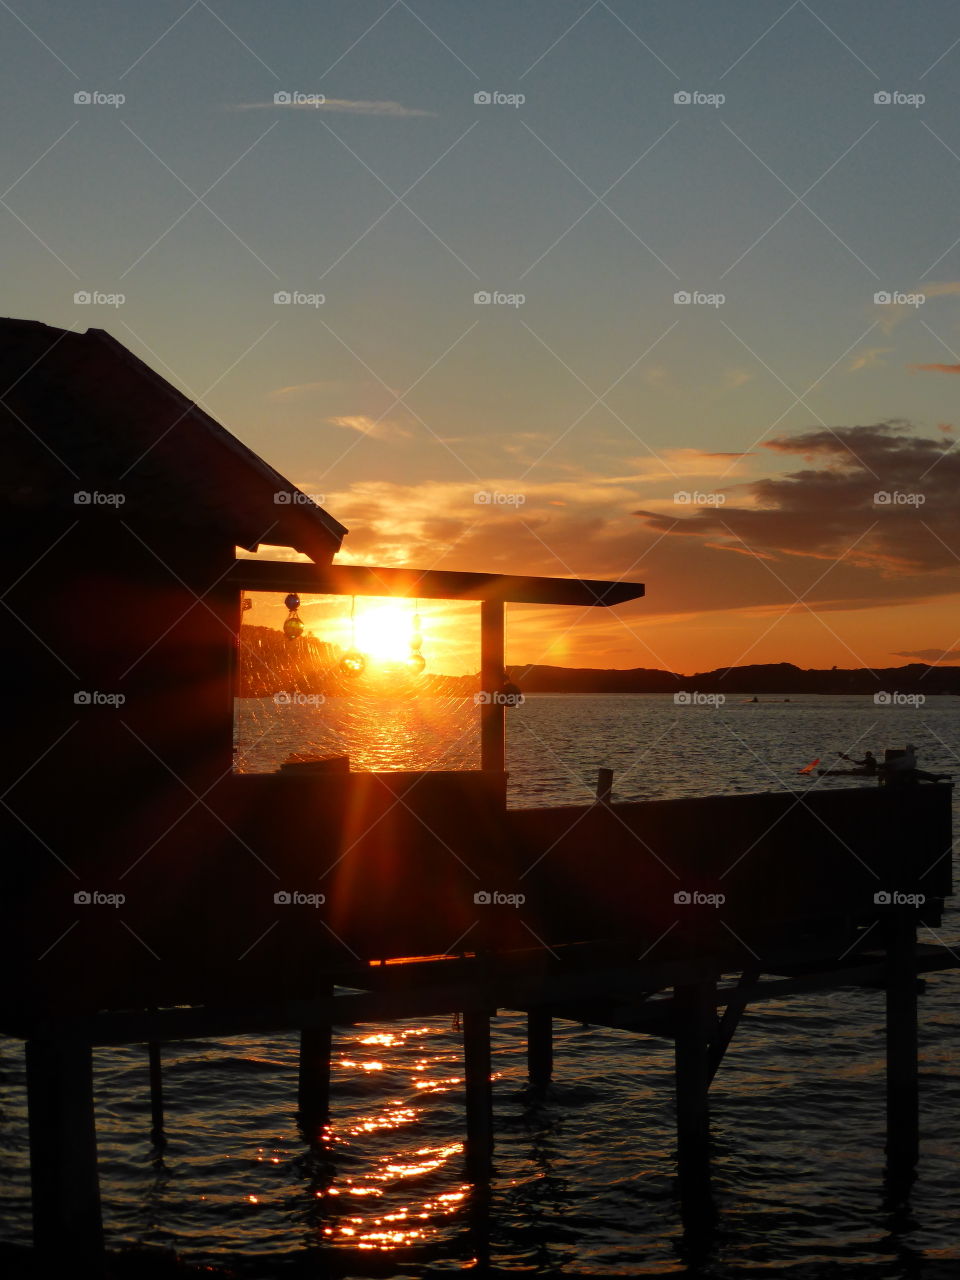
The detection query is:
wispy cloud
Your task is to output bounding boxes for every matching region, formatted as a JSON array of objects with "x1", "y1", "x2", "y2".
[
  {"x1": 720, "y1": 368, "x2": 753, "y2": 391},
  {"x1": 918, "y1": 281, "x2": 960, "y2": 299},
  {"x1": 848, "y1": 346, "x2": 891, "y2": 372},
  {"x1": 877, "y1": 279, "x2": 960, "y2": 333},
  {"x1": 268, "y1": 380, "x2": 345, "y2": 401},
  {"x1": 233, "y1": 98, "x2": 435, "y2": 117},
  {"x1": 910, "y1": 362, "x2": 960, "y2": 374},
  {"x1": 328, "y1": 414, "x2": 412, "y2": 441}
]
